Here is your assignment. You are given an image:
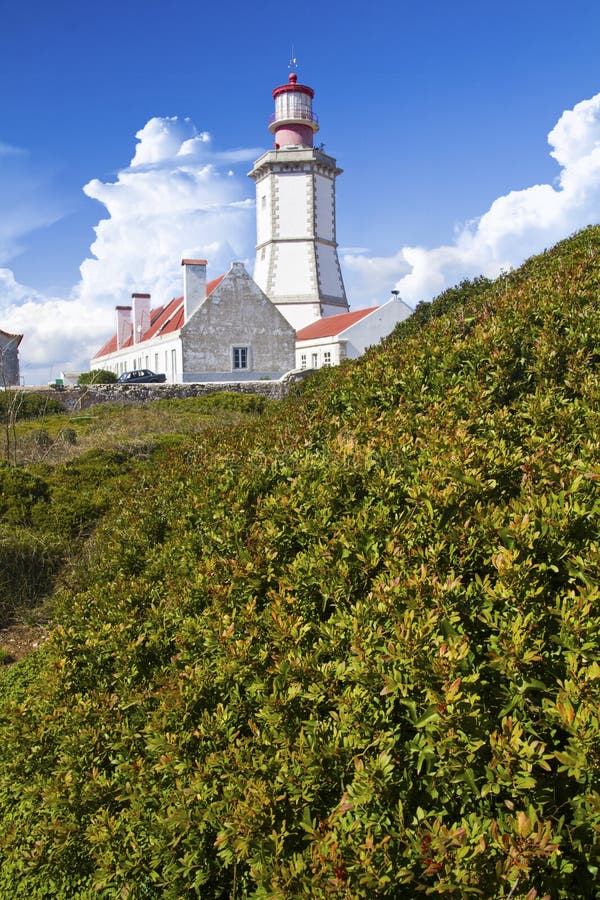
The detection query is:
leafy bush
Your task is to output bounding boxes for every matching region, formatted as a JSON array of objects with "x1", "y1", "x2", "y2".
[
  {"x1": 0, "y1": 462, "x2": 50, "y2": 524},
  {"x1": 156, "y1": 391, "x2": 268, "y2": 415},
  {"x1": 0, "y1": 391, "x2": 64, "y2": 422},
  {"x1": 78, "y1": 369, "x2": 118, "y2": 385},
  {"x1": 32, "y1": 428, "x2": 51, "y2": 449},
  {"x1": 0, "y1": 527, "x2": 63, "y2": 626},
  {"x1": 1, "y1": 229, "x2": 599, "y2": 897}
]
